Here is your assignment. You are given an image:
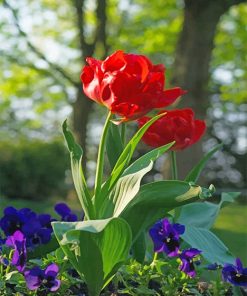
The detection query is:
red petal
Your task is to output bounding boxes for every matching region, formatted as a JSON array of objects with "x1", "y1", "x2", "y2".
[
  {"x1": 191, "y1": 120, "x2": 206, "y2": 144},
  {"x1": 102, "y1": 50, "x2": 125, "y2": 72},
  {"x1": 155, "y1": 87, "x2": 186, "y2": 108}
]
